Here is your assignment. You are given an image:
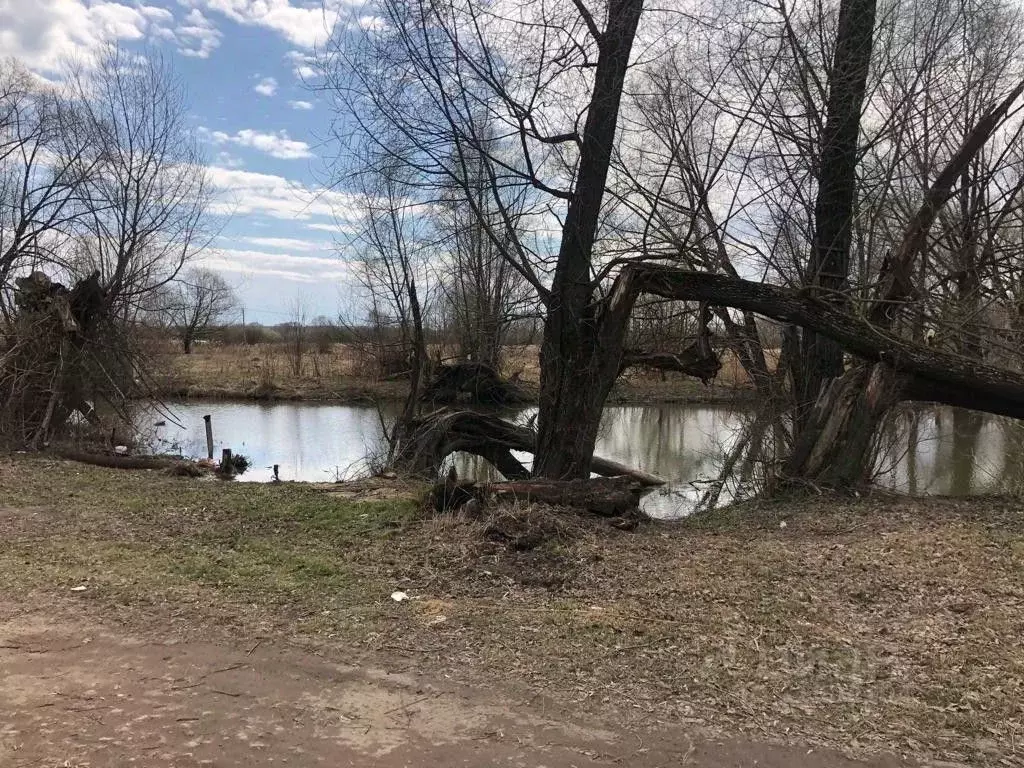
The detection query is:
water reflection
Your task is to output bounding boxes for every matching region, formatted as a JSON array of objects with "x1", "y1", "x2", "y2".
[
  {"x1": 145, "y1": 401, "x2": 1024, "y2": 518},
  {"x1": 875, "y1": 406, "x2": 1023, "y2": 496},
  {"x1": 145, "y1": 401, "x2": 396, "y2": 483}
]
